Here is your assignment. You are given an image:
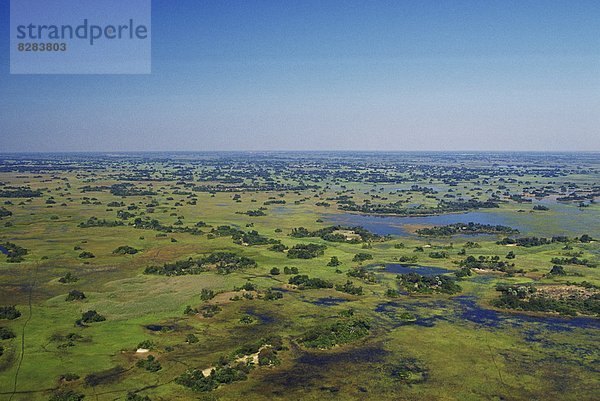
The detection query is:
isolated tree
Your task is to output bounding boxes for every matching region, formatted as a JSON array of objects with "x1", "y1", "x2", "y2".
[
  {"x1": 65, "y1": 290, "x2": 86, "y2": 301},
  {"x1": 327, "y1": 256, "x2": 341, "y2": 267}
]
